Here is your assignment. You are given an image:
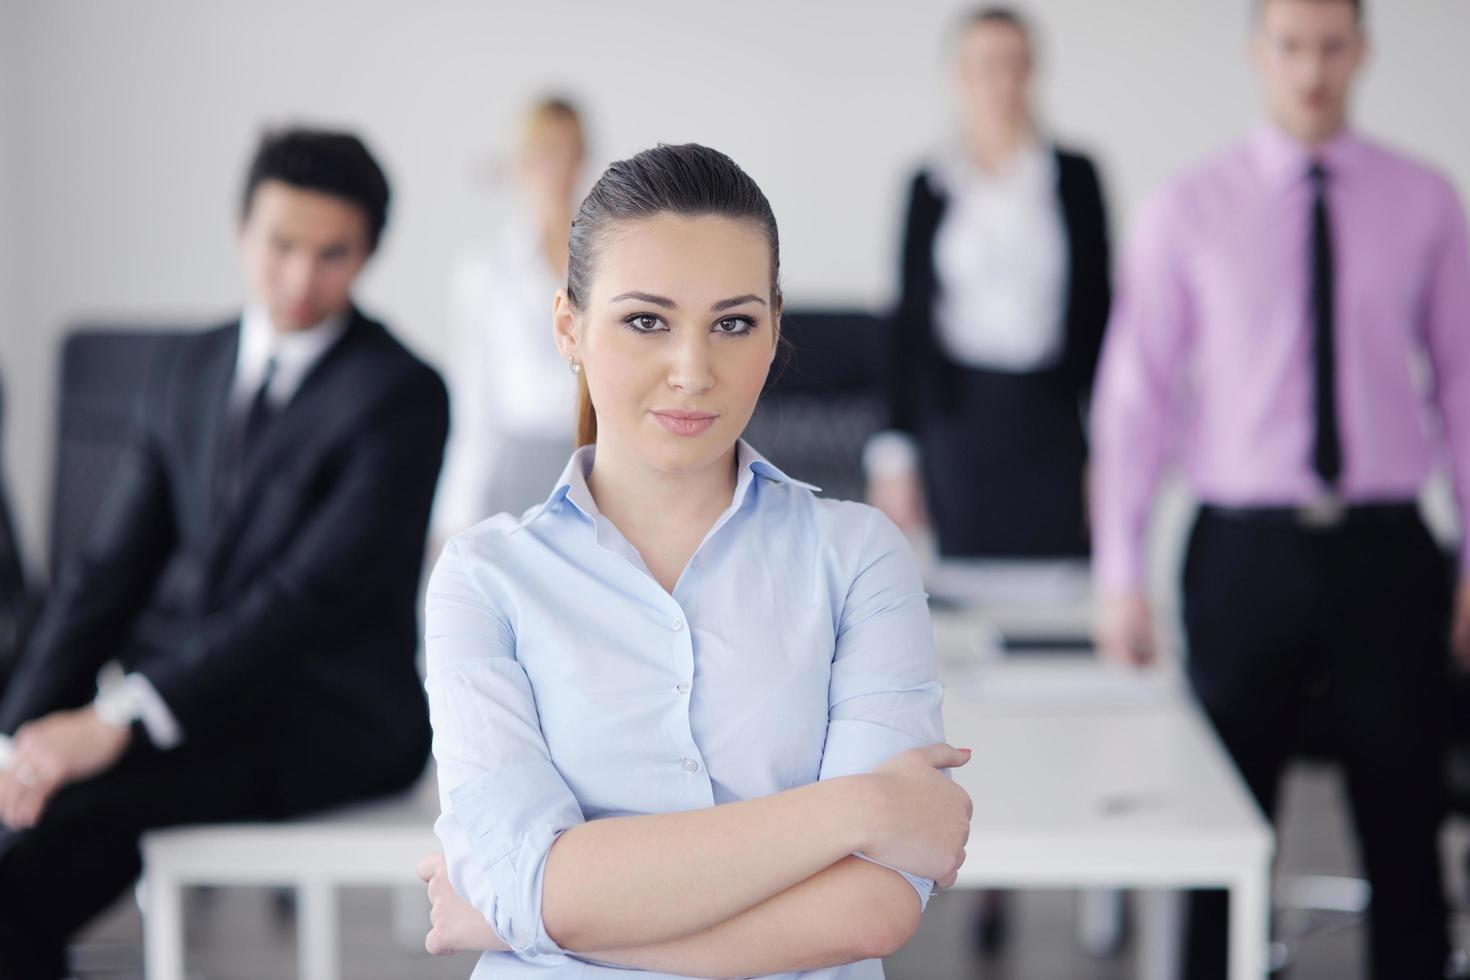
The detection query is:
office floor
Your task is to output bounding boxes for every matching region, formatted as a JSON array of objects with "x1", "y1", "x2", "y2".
[{"x1": 72, "y1": 767, "x2": 1468, "y2": 980}]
